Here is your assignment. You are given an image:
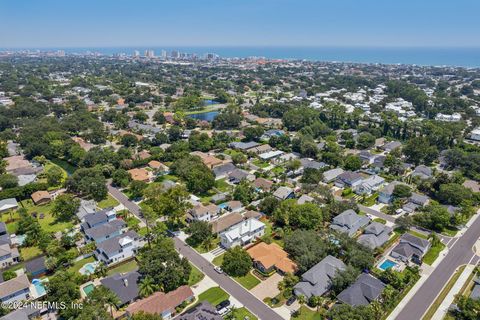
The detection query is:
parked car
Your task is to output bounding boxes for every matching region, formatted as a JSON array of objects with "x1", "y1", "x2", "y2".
[
  {"x1": 214, "y1": 266, "x2": 223, "y2": 274},
  {"x1": 286, "y1": 296, "x2": 296, "y2": 306},
  {"x1": 216, "y1": 300, "x2": 230, "y2": 311}
]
